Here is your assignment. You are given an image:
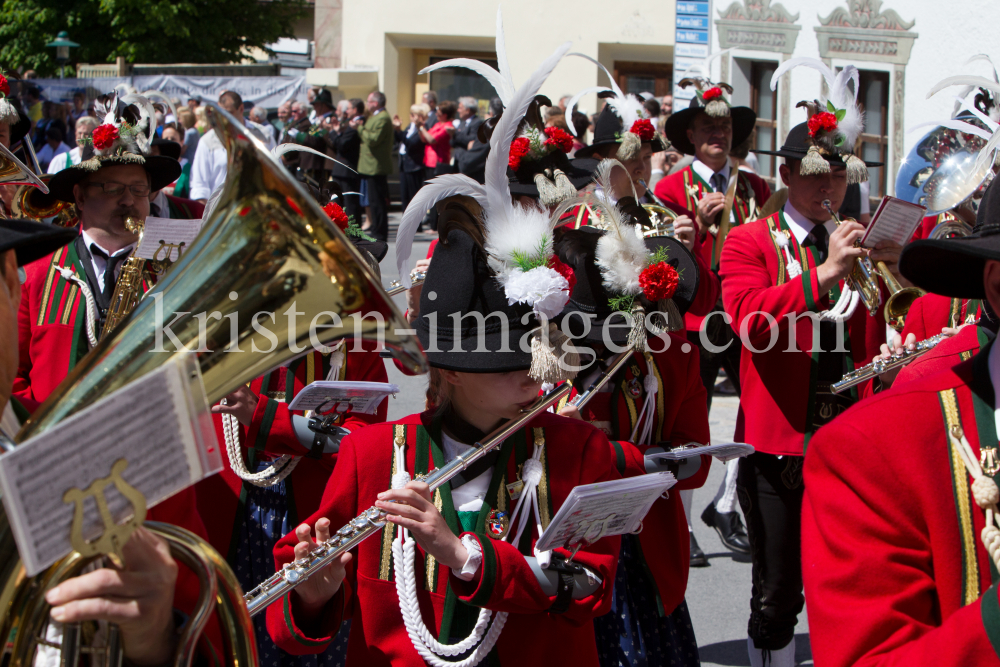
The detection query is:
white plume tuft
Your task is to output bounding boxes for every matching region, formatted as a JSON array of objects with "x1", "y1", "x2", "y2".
[
  {"x1": 484, "y1": 202, "x2": 553, "y2": 272},
  {"x1": 595, "y1": 224, "x2": 648, "y2": 294},
  {"x1": 394, "y1": 174, "x2": 487, "y2": 287},
  {"x1": 770, "y1": 58, "x2": 864, "y2": 148}
]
